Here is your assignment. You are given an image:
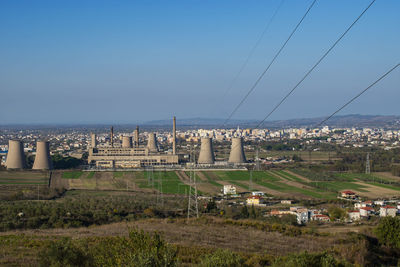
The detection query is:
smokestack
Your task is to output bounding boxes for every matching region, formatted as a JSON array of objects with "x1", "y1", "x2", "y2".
[
  {"x1": 173, "y1": 116, "x2": 176, "y2": 155},
  {"x1": 110, "y1": 126, "x2": 114, "y2": 147},
  {"x1": 198, "y1": 137, "x2": 215, "y2": 164},
  {"x1": 6, "y1": 140, "x2": 26, "y2": 169},
  {"x1": 91, "y1": 133, "x2": 97, "y2": 148},
  {"x1": 135, "y1": 126, "x2": 140, "y2": 147},
  {"x1": 147, "y1": 133, "x2": 158, "y2": 152},
  {"x1": 228, "y1": 137, "x2": 247, "y2": 163},
  {"x1": 33, "y1": 141, "x2": 53, "y2": 170},
  {"x1": 122, "y1": 136, "x2": 133, "y2": 148}
]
